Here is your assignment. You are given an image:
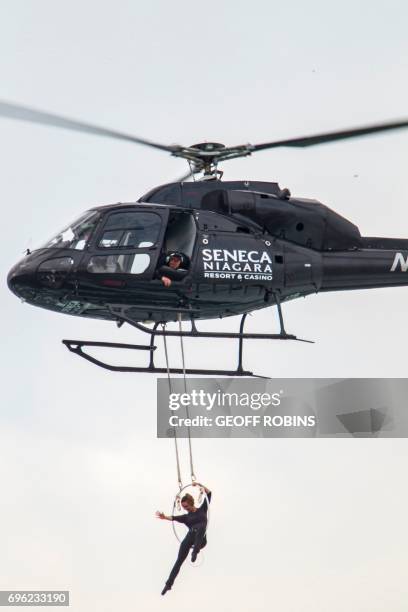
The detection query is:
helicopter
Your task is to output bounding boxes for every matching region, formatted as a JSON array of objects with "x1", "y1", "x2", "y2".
[{"x1": 4, "y1": 101, "x2": 408, "y2": 376}]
